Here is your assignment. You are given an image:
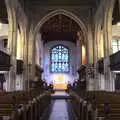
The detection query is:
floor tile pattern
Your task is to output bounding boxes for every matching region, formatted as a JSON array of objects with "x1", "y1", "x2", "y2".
[{"x1": 49, "y1": 91, "x2": 69, "y2": 120}]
